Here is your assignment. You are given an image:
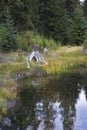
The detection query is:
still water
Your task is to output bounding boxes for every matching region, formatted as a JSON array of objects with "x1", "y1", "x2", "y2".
[{"x1": 0, "y1": 72, "x2": 87, "y2": 130}]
